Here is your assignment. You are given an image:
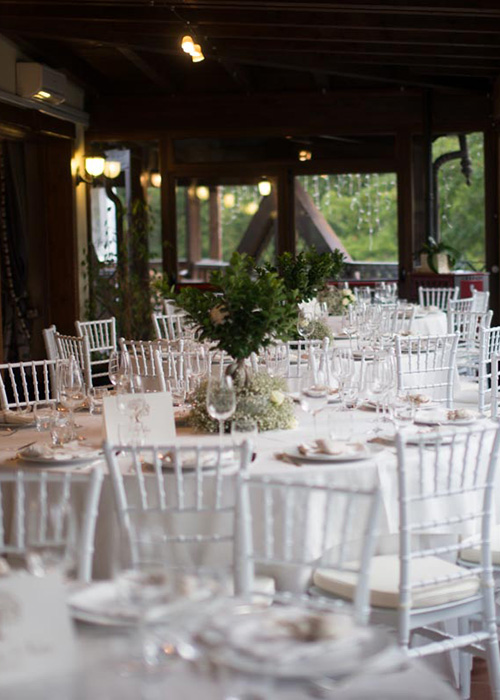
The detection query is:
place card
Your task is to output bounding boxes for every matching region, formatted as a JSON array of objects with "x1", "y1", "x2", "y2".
[
  {"x1": 103, "y1": 391, "x2": 176, "y2": 444},
  {"x1": 0, "y1": 571, "x2": 75, "y2": 688}
]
